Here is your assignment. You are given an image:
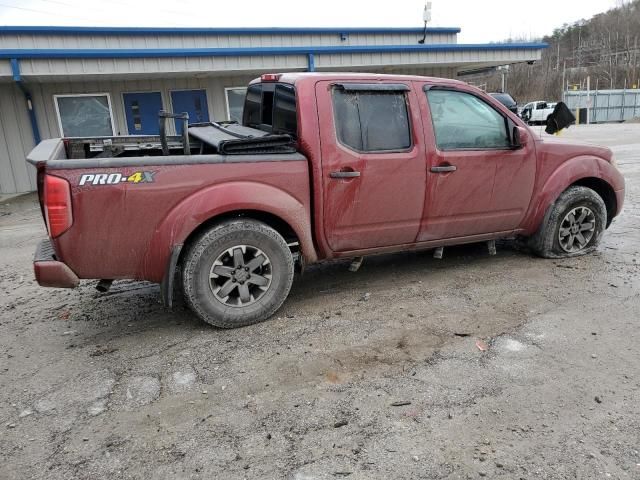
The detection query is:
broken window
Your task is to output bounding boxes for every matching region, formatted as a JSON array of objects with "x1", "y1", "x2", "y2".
[{"x1": 54, "y1": 94, "x2": 114, "y2": 137}]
